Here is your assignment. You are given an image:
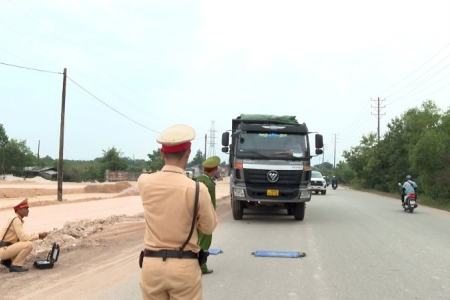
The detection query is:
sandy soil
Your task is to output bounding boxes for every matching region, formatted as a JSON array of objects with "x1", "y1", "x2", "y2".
[{"x1": 0, "y1": 177, "x2": 230, "y2": 299}]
